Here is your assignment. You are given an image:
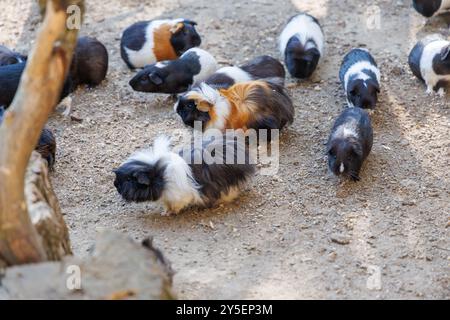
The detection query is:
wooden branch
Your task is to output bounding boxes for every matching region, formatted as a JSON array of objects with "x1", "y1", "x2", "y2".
[{"x1": 0, "y1": 0, "x2": 84, "y2": 266}]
